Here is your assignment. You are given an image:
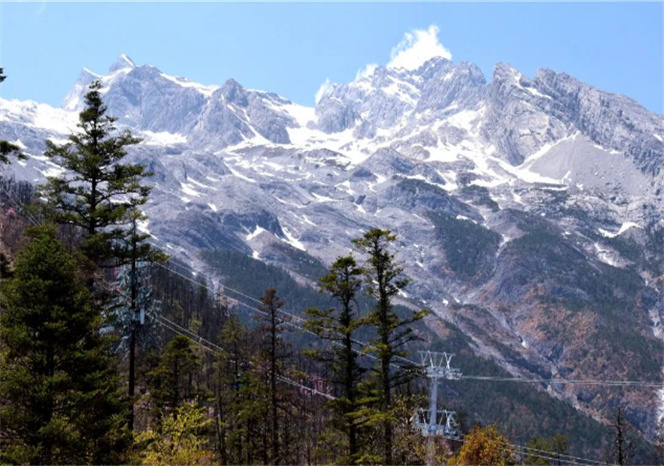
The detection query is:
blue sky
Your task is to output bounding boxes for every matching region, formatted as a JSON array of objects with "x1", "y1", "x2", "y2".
[{"x1": 1, "y1": 2, "x2": 662, "y2": 113}]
